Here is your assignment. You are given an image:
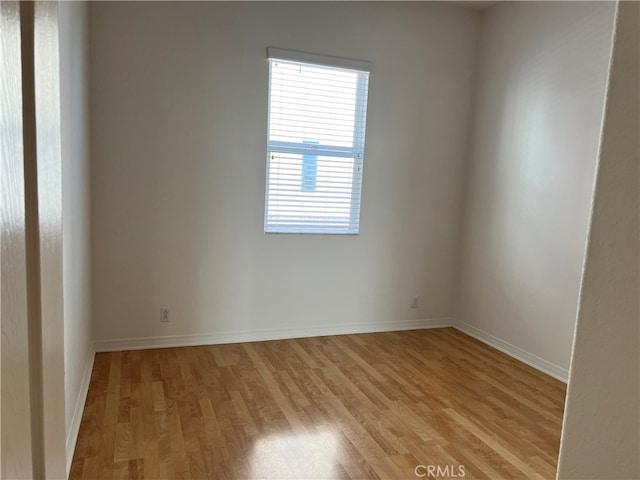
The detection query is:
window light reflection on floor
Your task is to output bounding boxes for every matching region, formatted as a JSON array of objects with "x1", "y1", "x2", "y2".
[{"x1": 249, "y1": 427, "x2": 340, "y2": 479}]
